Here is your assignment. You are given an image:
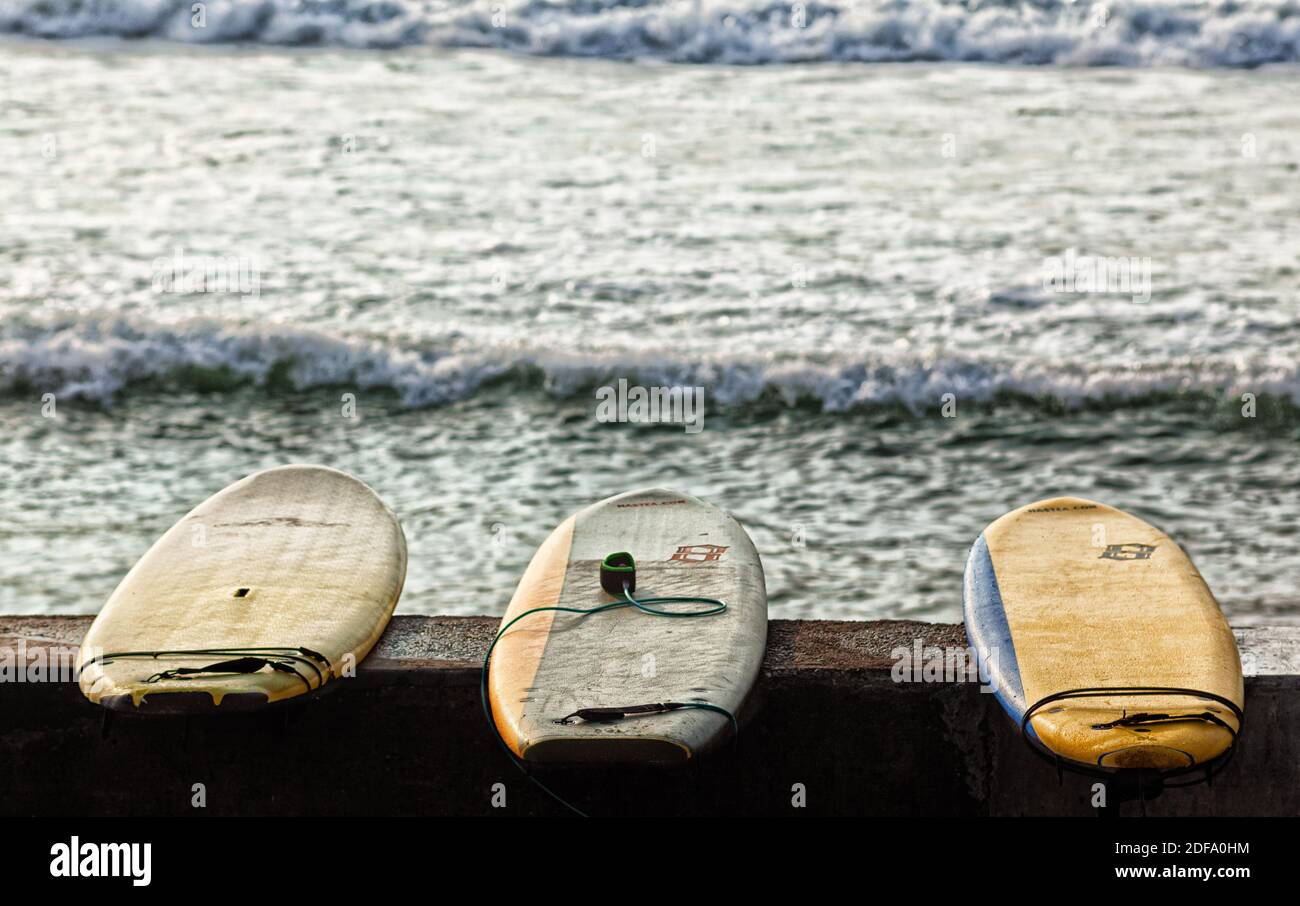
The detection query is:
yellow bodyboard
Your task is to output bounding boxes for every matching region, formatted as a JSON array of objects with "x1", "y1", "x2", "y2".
[{"x1": 965, "y1": 496, "x2": 1242, "y2": 770}]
